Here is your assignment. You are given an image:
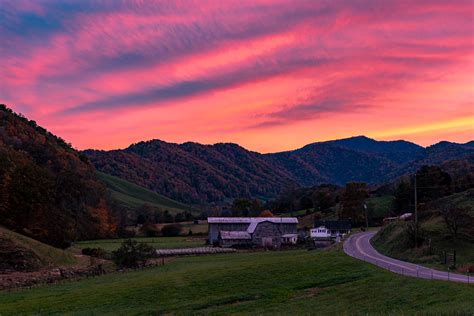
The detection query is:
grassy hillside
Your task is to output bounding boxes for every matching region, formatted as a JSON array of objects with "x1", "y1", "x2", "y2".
[
  {"x1": 372, "y1": 190, "x2": 474, "y2": 271},
  {"x1": 366, "y1": 195, "x2": 394, "y2": 219},
  {"x1": 97, "y1": 171, "x2": 196, "y2": 214},
  {"x1": 0, "y1": 248, "x2": 473, "y2": 314},
  {"x1": 0, "y1": 226, "x2": 77, "y2": 270}
]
